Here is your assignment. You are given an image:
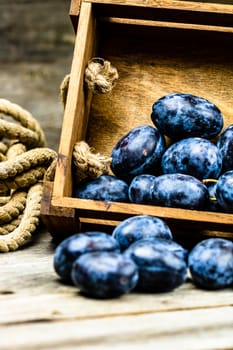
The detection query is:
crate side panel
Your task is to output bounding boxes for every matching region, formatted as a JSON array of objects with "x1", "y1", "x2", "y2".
[
  {"x1": 53, "y1": 2, "x2": 96, "y2": 198},
  {"x1": 88, "y1": 0, "x2": 233, "y2": 14}
]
